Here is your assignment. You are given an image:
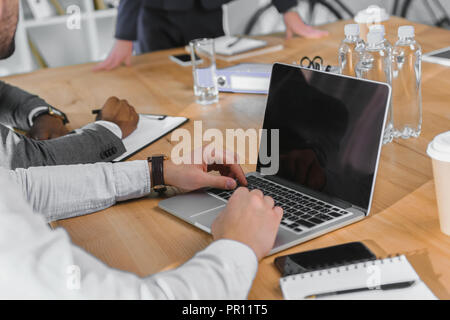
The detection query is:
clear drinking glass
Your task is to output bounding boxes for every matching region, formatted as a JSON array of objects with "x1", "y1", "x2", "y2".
[{"x1": 189, "y1": 38, "x2": 219, "y2": 105}]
